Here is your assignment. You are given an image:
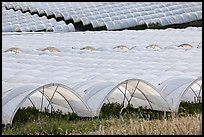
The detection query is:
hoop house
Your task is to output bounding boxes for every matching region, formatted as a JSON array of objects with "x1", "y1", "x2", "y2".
[
  {"x1": 2, "y1": 83, "x2": 93, "y2": 125},
  {"x1": 158, "y1": 77, "x2": 202, "y2": 112},
  {"x1": 81, "y1": 79, "x2": 171, "y2": 116}
]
